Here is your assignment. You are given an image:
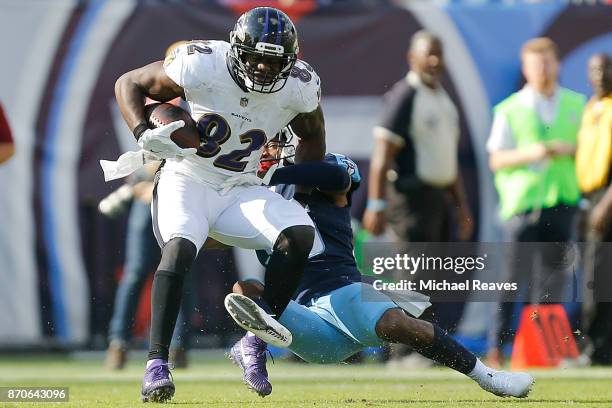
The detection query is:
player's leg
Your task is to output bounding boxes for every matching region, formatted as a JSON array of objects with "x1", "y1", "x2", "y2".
[
  {"x1": 375, "y1": 306, "x2": 534, "y2": 398},
  {"x1": 280, "y1": 300, "x2": 363, "y2": 364},
  {"x1": 223, "y1": 226, "x2": 313, "y2": 346},
  {"x1": 233, "y1": 280, "x2": 363, "y2": 362},
  {"x1": 226, "y1": 225, "x2": 314, "y2": 321},
  {"x1": 262, "y1": 223, "x2": 314, "y2": 316},
  {"x1": 229, "y1": 280, "x2": 362, "y2": 396},
  {"x1": 169, "y1": 271, "x2": 195, "y2": 368},
  {"x1": 227, "y1": 280, "x2": 272, "y2": 396},
  {"x1": 141, "y1": 172, "x2": 210, "y2": 403},
  {"x1": 212, "y1": 186, "x2": 314, "y2": 344},
  {"x1": 313, "y1": 282, "x2": 533, "y2": 398}
]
